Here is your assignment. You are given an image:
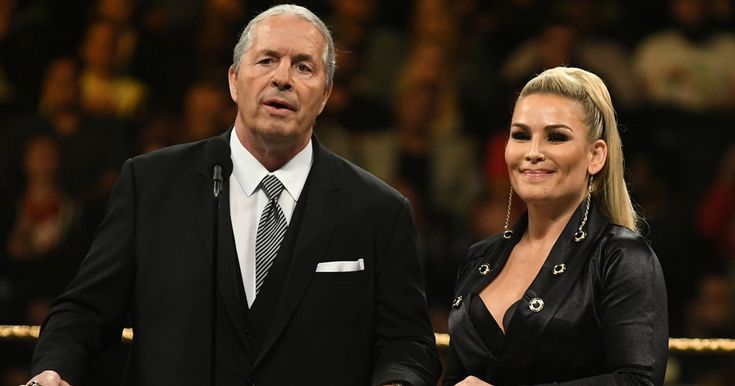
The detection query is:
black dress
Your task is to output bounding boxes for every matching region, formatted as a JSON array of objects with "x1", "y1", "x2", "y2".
[
  {"x1": 444, "y1": 201, "x2": 668, "y2": 385},
  {"x1": 468, "y1": 294, "x2": 519, "y2": 357}
]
